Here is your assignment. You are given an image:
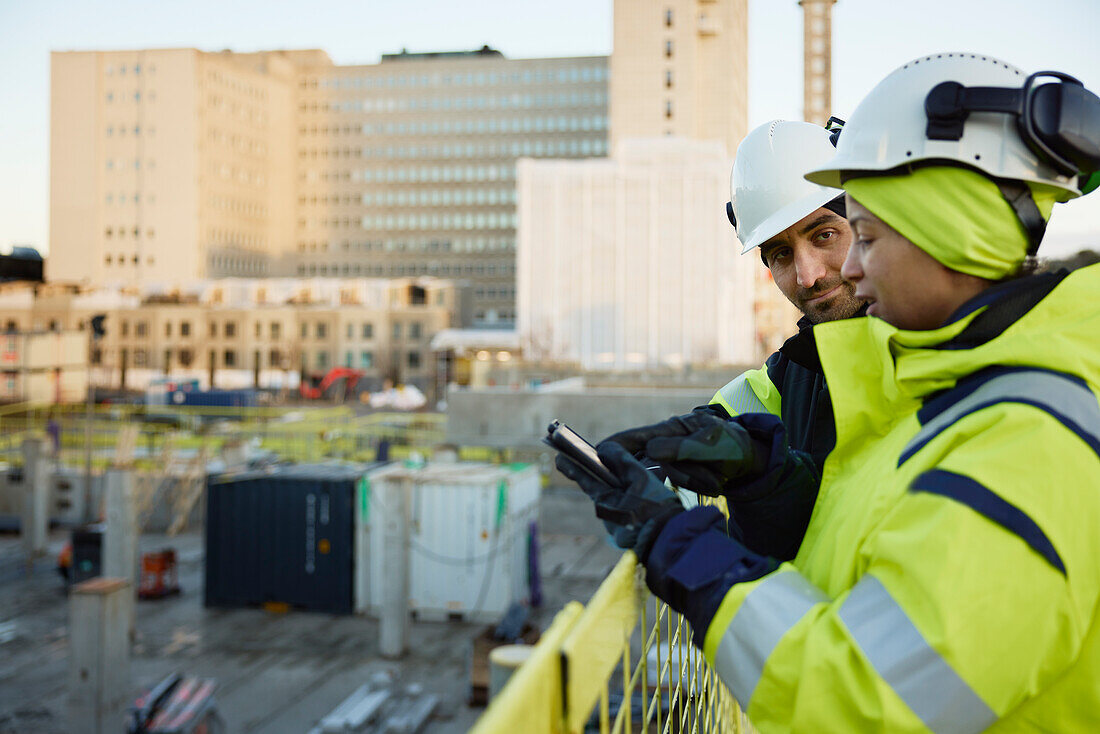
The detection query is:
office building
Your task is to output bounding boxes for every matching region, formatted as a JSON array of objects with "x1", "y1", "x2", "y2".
[
  {"x1": 290, "y1": 48, "x2": 608, "y2": 325},
  {"x1": 49, "y1": 47, "x2": 610, "y2": 327}
]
